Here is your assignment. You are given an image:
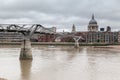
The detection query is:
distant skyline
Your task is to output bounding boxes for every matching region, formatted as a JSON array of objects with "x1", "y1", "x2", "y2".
[{"x1": 0, "y1": 0, "x2": 120, "y2": 32}]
